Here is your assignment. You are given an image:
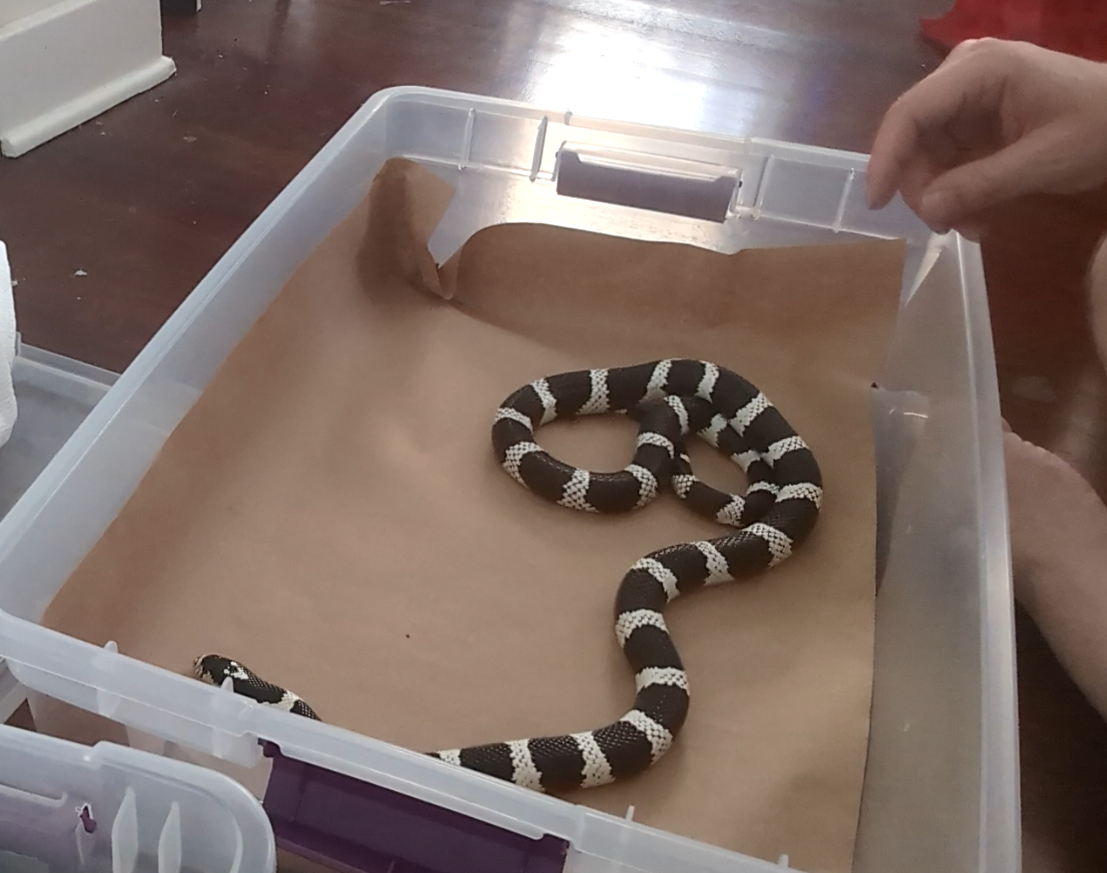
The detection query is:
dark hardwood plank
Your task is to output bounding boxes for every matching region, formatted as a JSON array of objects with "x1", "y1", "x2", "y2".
[
  {"x1": 1, "y1": 3, "x2": 1105, "y2": 871},
  {"x1": 1017, "y1": 605, "x2": 1107, "y2": 873}
]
